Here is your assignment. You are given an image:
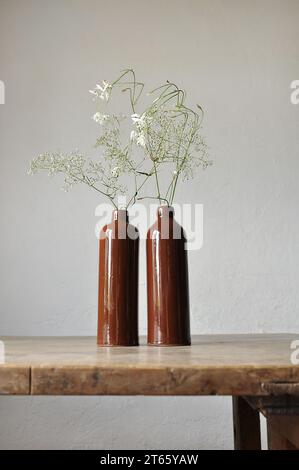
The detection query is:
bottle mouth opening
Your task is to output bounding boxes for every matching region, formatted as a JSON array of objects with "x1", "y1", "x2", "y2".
[
  {"x1": 157, "y1": 205, "x2": 174, "y2": 217},
  {"x1": 112, "y1": 209, "x2": 129, "y2": 222}
]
